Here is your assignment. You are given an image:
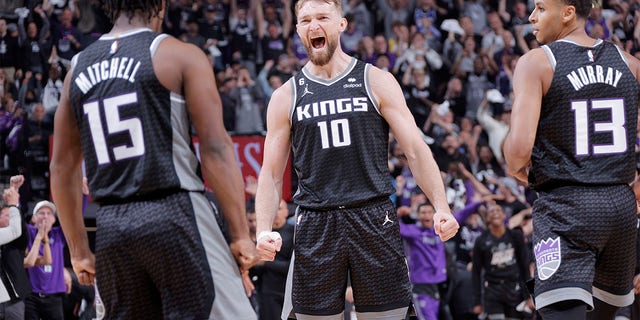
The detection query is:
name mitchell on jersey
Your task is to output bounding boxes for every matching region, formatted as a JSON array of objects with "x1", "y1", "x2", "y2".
[
  {"x1": 566, "y1": 64, "x2": 623, "y2": 91},
  {"x1": 74, "y1": 56, "x2": 142, "y2": 94}
]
